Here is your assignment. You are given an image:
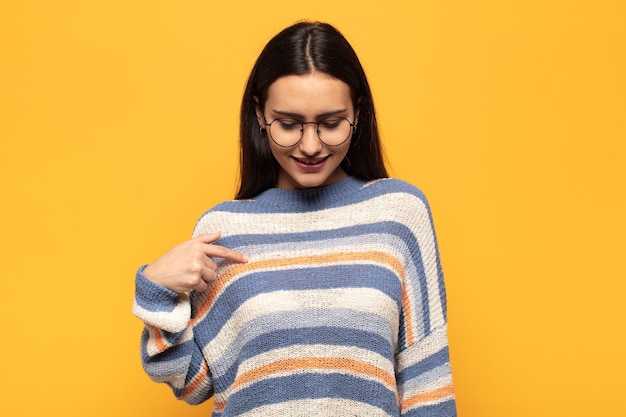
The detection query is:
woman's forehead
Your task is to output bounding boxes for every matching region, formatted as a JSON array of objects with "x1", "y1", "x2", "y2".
[{"x1": 265, "y1": 73, "x2": 353, "y2": 116}]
